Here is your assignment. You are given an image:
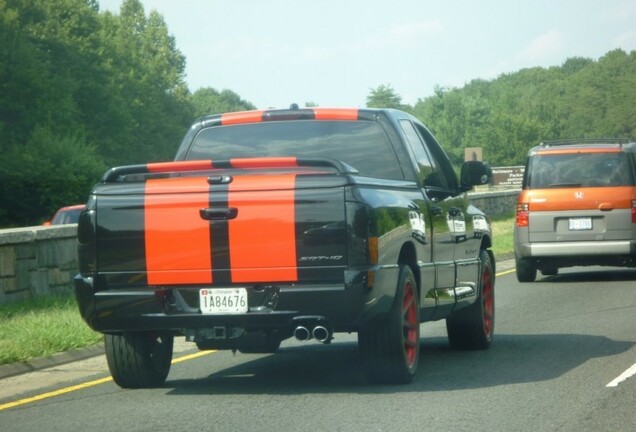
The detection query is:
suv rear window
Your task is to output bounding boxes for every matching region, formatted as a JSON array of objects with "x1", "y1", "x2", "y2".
[
  {"x1": 186, "y1": 120, "x2": 404, "y2": 179},
  {"x1": 525, "y1": 152, "x2": 635, "y2": 188}
]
